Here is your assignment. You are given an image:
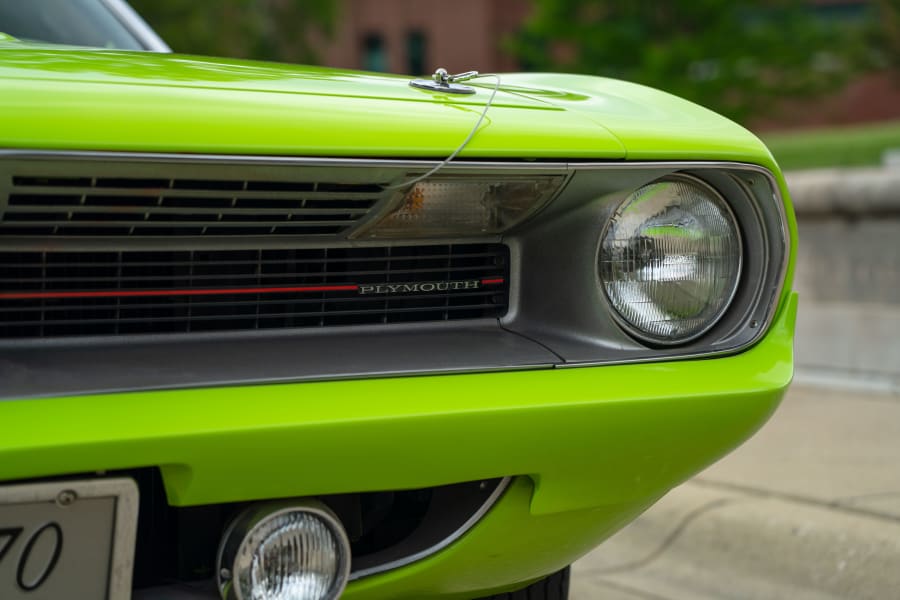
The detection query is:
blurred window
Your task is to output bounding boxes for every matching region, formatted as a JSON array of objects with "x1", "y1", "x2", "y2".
[
  {"x1": 407, "y1": 30, "x2": 427, "y2": 75},
  {"x1": 812, "y1": 0, "x2": 870, "y2": 23},
  {"x1": 0, "y1": 0, "x2": 143, "y2": 49},
  {"x1": 363, "y1": 33, "x2": 387, "y2": 72}
]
